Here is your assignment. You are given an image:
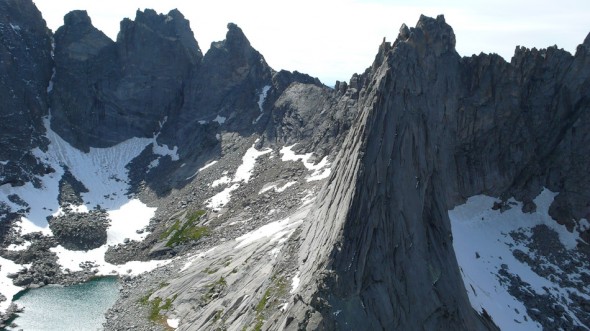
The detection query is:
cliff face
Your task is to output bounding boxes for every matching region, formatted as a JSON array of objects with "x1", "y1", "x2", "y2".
[
  {"x1": 456, "y1": 38, "x2": 590, "y2": 224},
  {"x1": 0, "y1": 0, "x2": 52, "y2": 187},
  {"x1": 286, "y1": 15, "x2": 491, "y2": 330},
  {"x1": 283, "y1": 15, "x2": 589, "y2": 330},
  {"x1": 50, "y1": 9, "x2": 201, "y2": 151}
]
